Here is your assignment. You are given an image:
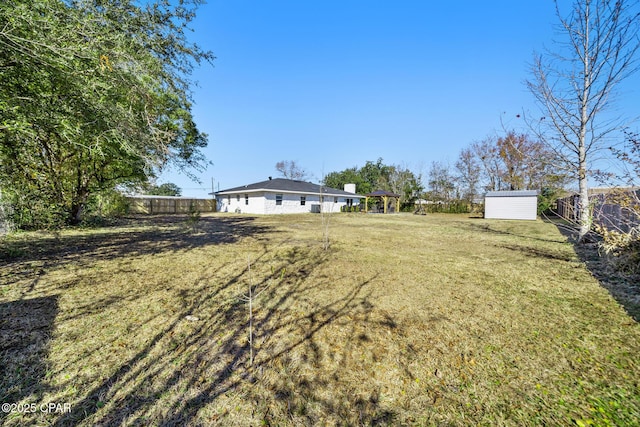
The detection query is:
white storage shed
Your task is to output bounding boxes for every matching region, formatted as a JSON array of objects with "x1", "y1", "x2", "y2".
[{"x1": 484, "y1": 190, "x2": 538, "y2": 220}]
